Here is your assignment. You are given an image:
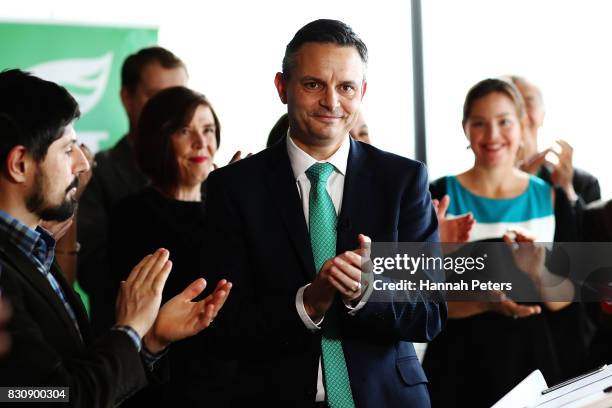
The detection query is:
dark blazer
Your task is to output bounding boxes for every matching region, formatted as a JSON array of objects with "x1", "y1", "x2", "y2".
[
  {"x1": 0, "y1": 233, "x2": 161, "y2": 408},
  {"x1": 584, "y1": 199, "x2": 612, "y2": 242},
  {"x1": 538, "y1": 166, "x2": 601, "y2": 241},
  {"x1": 203, "y1": 137, "x2": 446, "y2": 408}
]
